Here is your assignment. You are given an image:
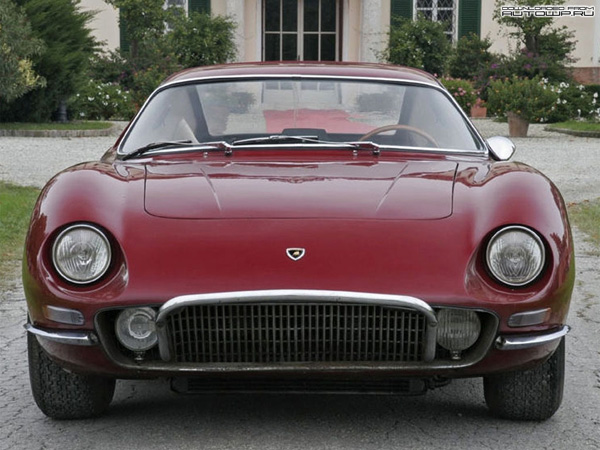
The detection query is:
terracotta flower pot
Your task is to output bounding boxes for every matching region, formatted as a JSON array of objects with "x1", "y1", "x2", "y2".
[
  {"x1": 507, "y1": 111, "x2": 529, "y2": 137},
  {"x1": 470, "y1": 104, "x2": 487, "y2": 118}
]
